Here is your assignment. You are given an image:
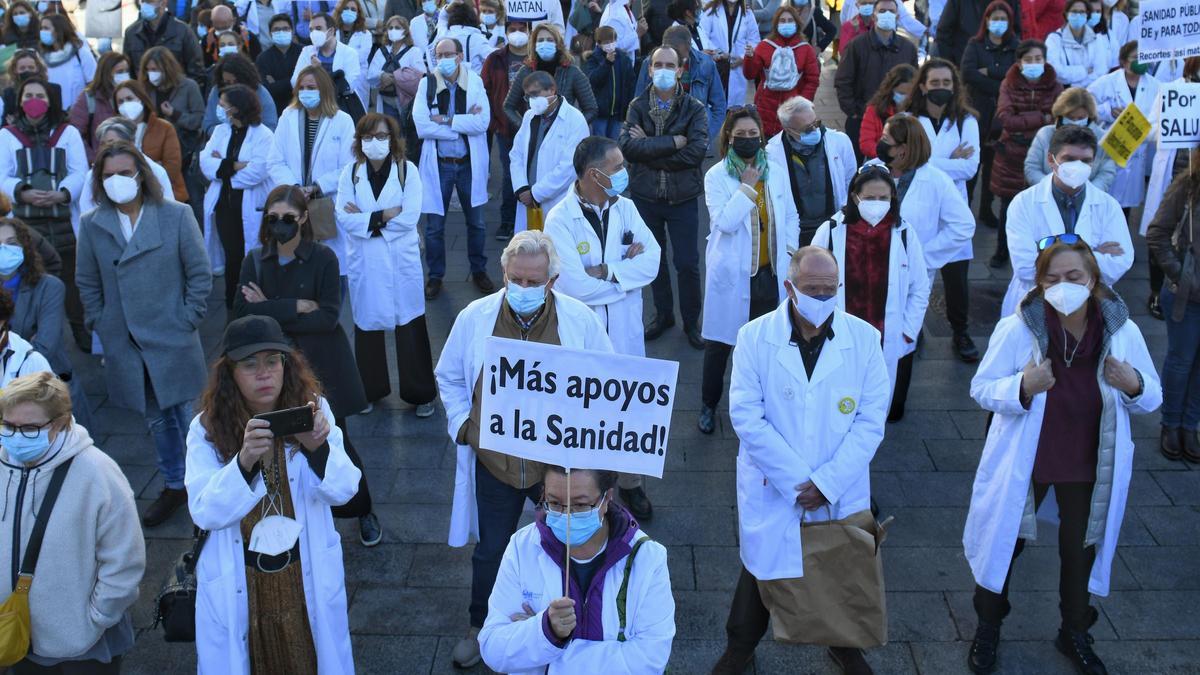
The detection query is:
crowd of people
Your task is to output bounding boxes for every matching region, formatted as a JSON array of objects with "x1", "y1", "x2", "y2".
[{"x1": 0, "y1": 0, "x2": 1187, "y2": 672}]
